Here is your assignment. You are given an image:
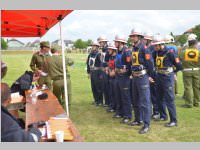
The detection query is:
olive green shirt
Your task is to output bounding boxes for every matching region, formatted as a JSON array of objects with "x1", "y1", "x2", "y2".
[
  {"x1": 30, "y1": 52, "x2": 49, "y2": 72},
  {"x1": 179, "y1": 46, "x2": 200, "y2": 75},
  {"x1": 46, "y1": 55, "x2": 74, "y2": 80}
]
